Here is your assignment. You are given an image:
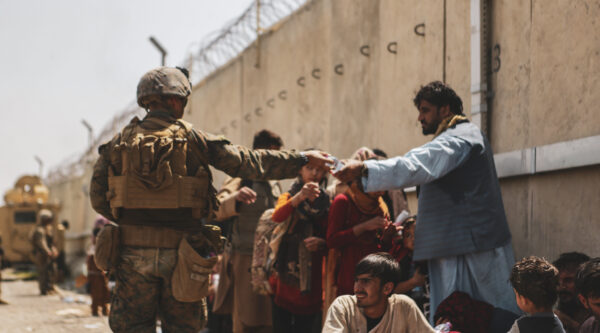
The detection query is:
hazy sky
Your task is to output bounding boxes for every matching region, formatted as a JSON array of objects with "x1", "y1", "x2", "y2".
[{"x1": 0, "y1": 0, "x2": 251, "y2": 195}]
